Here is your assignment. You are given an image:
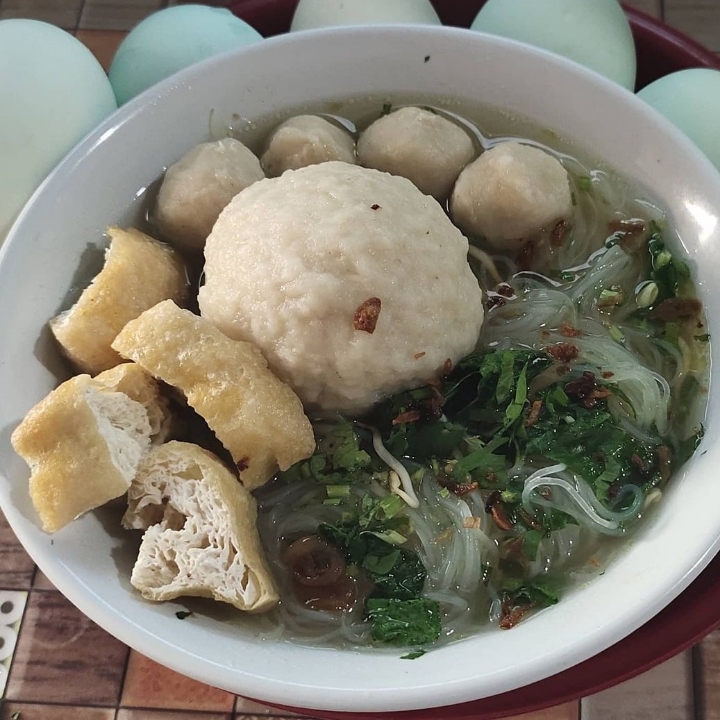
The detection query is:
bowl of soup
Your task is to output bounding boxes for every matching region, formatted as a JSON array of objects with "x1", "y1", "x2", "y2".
[{"x1": 0, "y1": 25, "x2": 719, "y2": 713}]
